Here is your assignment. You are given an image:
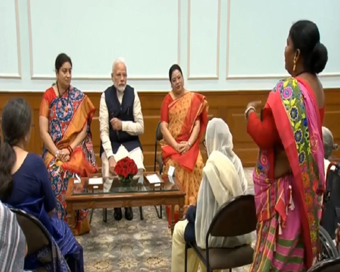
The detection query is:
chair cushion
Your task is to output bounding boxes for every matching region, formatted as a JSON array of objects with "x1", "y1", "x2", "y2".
[{"x1": 191, "y1": 243, "x2": 254, "y2": 270}]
